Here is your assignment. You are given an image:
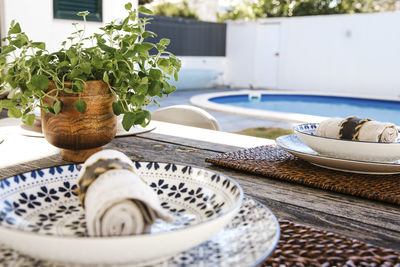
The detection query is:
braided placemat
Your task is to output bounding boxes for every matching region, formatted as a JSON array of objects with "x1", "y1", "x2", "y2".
[
  {"x1": 205, "y1": 145, "x2": 400, "y2": 205},
  {"x1": 263, "y1": 220, "x2": 399, "y2": 266}
]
